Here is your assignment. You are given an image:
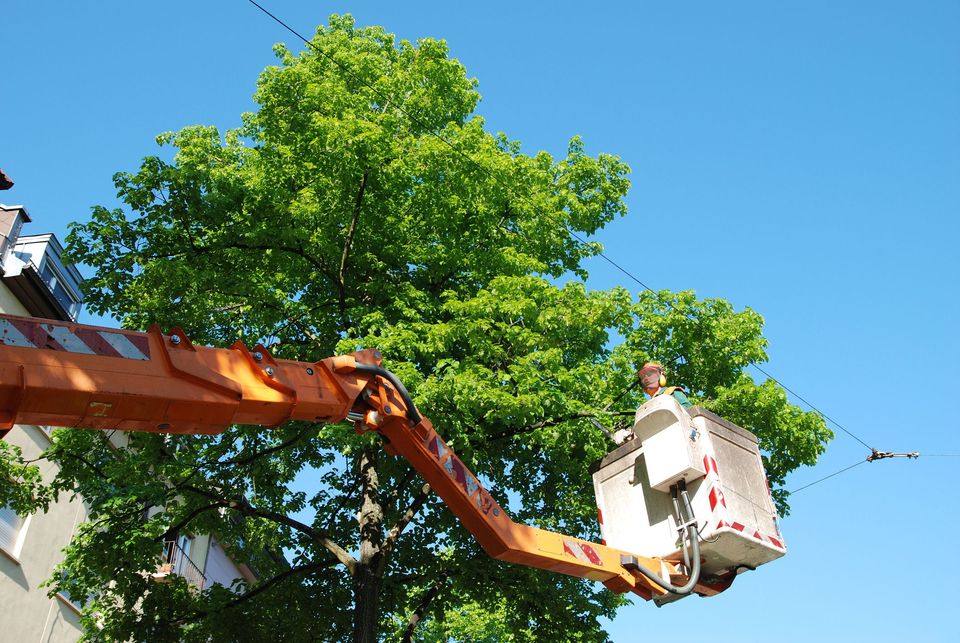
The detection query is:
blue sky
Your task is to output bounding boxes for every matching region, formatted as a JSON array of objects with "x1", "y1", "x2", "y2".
[{"x1": 3, "y1": 1, "x2": 959, "y2": 640}]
